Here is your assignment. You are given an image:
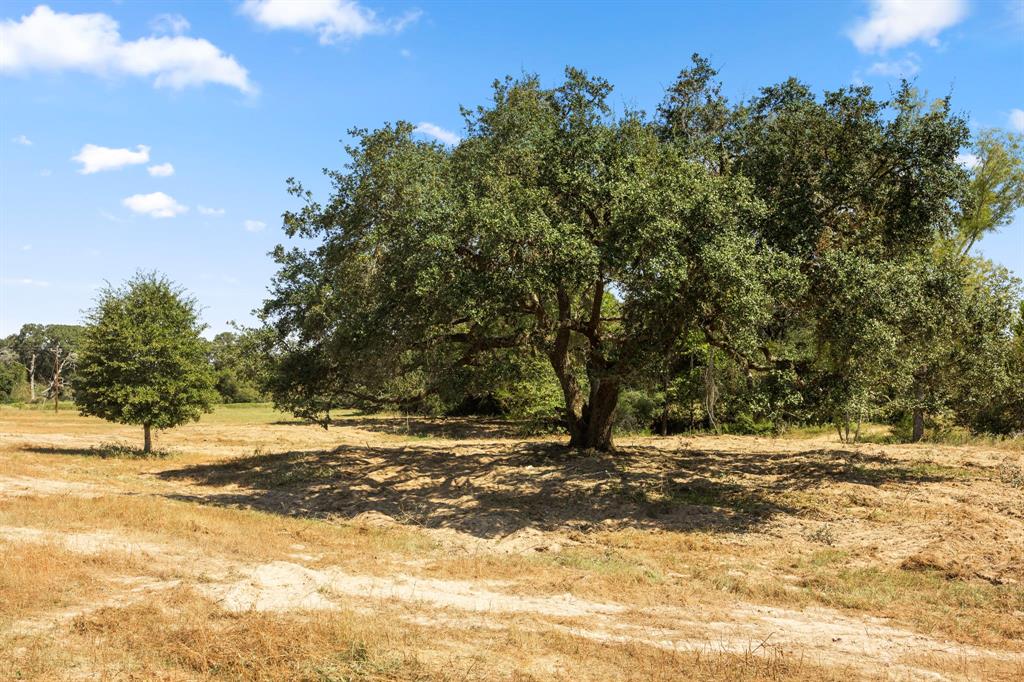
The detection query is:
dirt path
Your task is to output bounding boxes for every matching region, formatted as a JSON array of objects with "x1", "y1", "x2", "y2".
[{"x1": 3, "y1": 523, "x2": 1017, "y2": 681}]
